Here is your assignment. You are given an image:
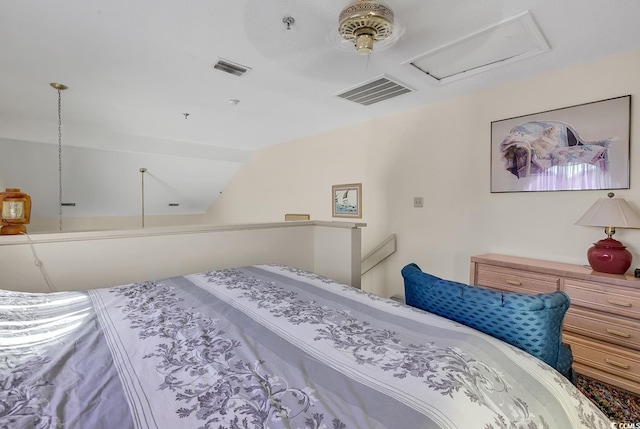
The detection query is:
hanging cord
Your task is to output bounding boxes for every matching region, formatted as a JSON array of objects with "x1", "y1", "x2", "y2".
[
  {"x1": 57, "y1": 88, "x2": 63, "y2": 232},
  {"x1": 50, "y1": 82, "x2": 67, "y2": 231},
  {"x1": 140, "y1": 168, "x2": 147, "y2": 228},
  {"x1": 20, "y1": 232, "x2": 57, "y2": 293}
]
